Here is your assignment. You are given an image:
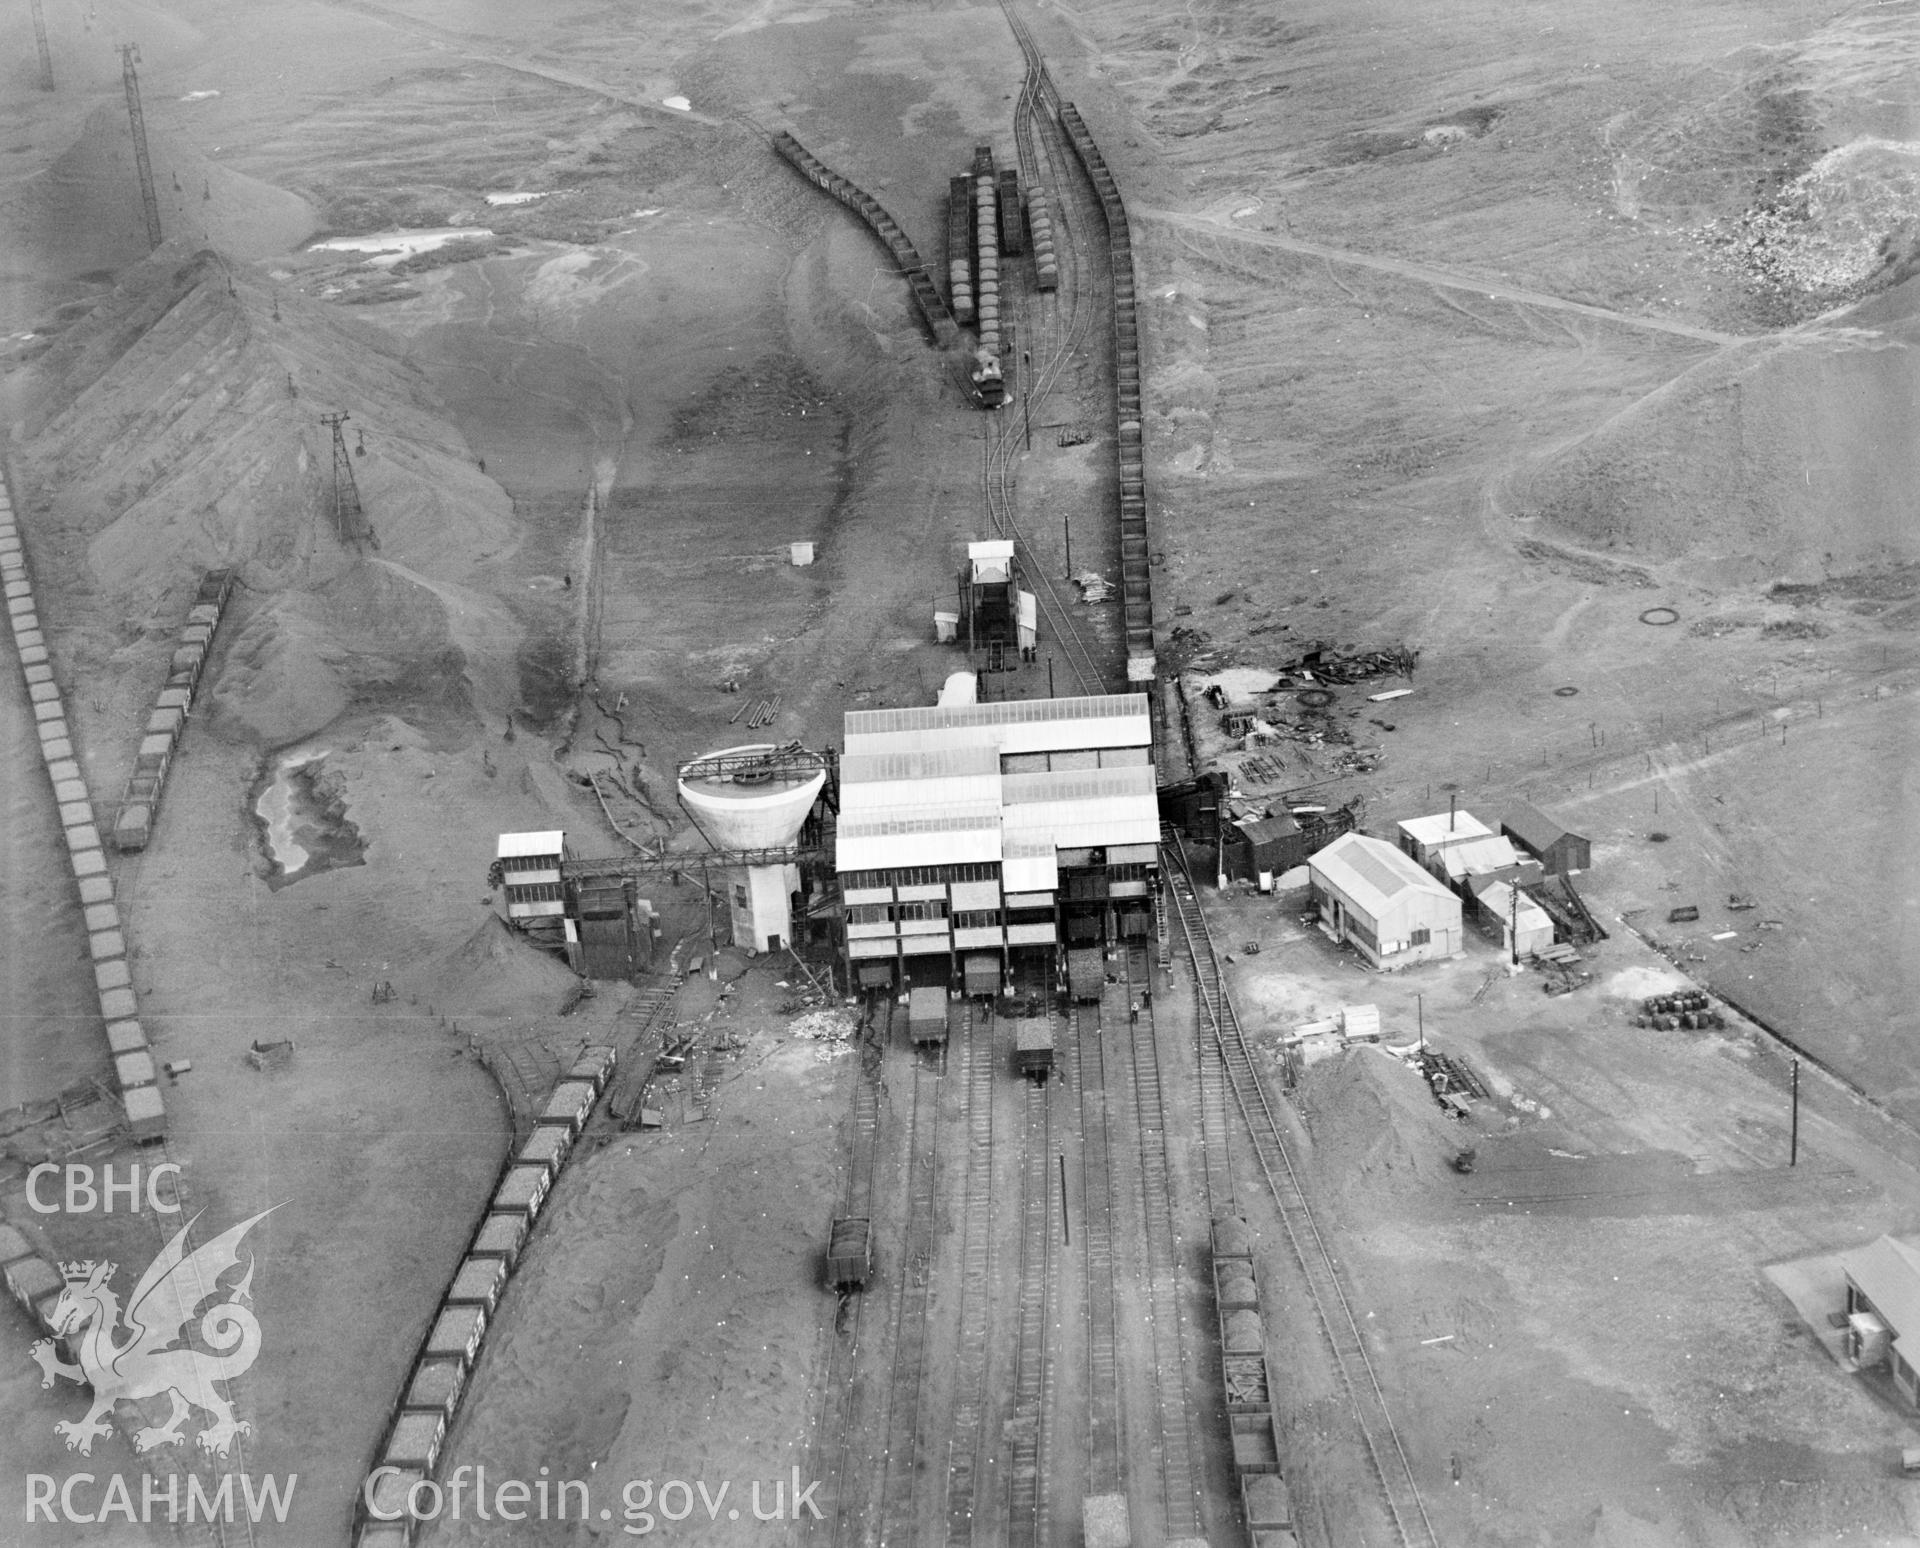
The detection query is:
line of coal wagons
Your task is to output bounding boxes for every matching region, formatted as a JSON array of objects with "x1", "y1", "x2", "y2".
[
  {"x1": 356, "y1": 1045, "x2": 615, "y2": 1547},
  {"x1": 1213, "y1": 1212, "x2": 1300, "y2": 1548},
  {"x1": 112, "y1": 568, "x2": 232, "y2": 853}
]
